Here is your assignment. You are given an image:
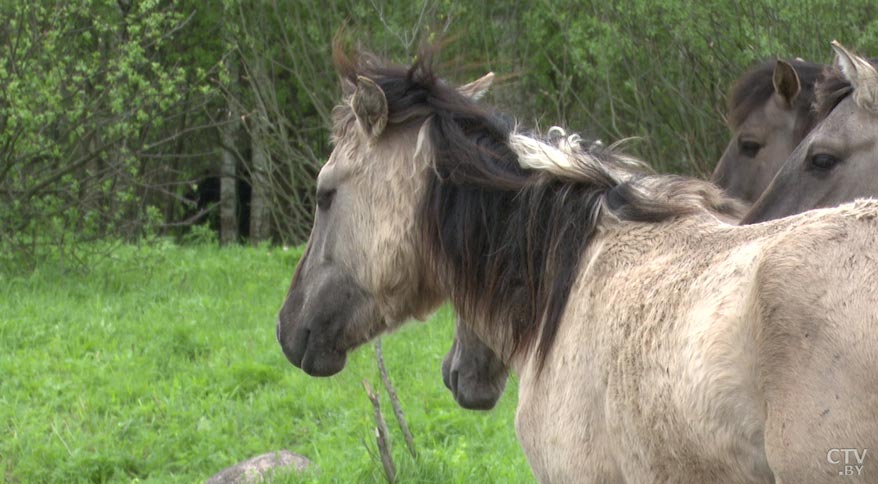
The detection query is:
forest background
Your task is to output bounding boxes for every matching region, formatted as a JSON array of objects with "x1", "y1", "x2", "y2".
[{"x1": 3, "y1": 0, "x2": 877, "y2": 269}]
